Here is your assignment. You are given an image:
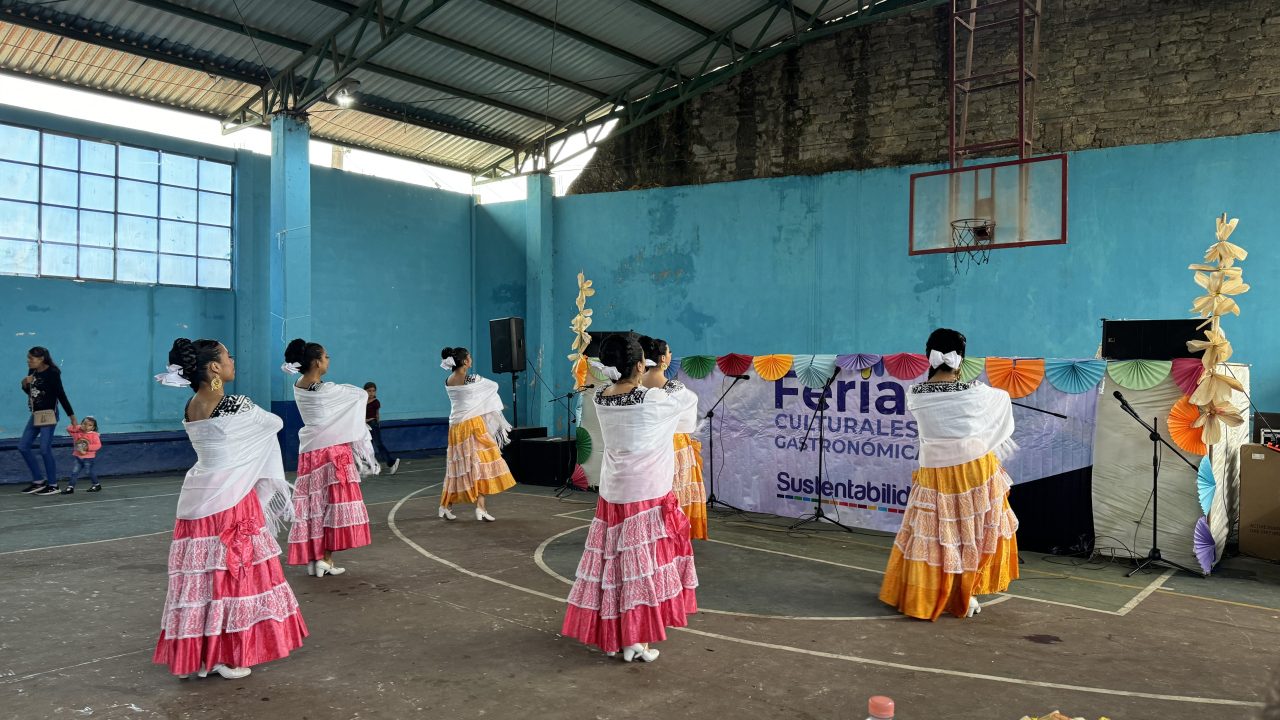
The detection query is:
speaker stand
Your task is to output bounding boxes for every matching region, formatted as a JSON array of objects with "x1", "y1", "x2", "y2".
[{"x1": 510, "y1": 372, "x2": 519, "y2": 427}]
